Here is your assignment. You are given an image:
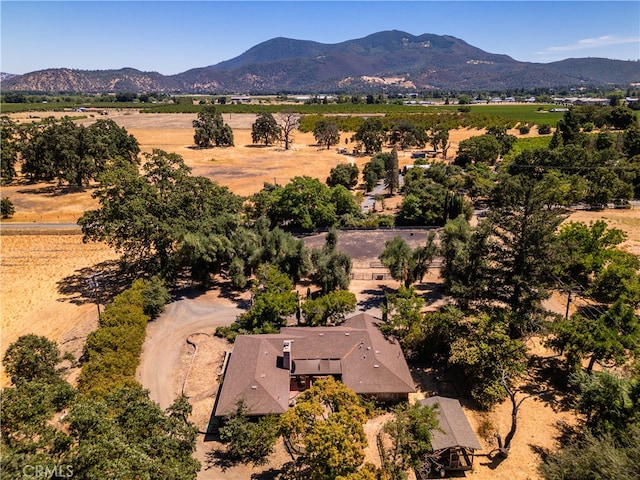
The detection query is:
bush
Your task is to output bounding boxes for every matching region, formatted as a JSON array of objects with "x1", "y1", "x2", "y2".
[
  {"x1": 142, "y1": 276, "x2": 171, "y2": 319},
  {"x1": 219, "y1": 400, "x2": 279, "y2": 465},
  {"x1": 78, "y1": 280, "x2": 154, "y2": 395},
  {"x1": 537, "y1": 123, "x2": 552, "y2": 135},
  {"x1": 518, "y1": 125, "x2": 531, "y2": 134}
]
